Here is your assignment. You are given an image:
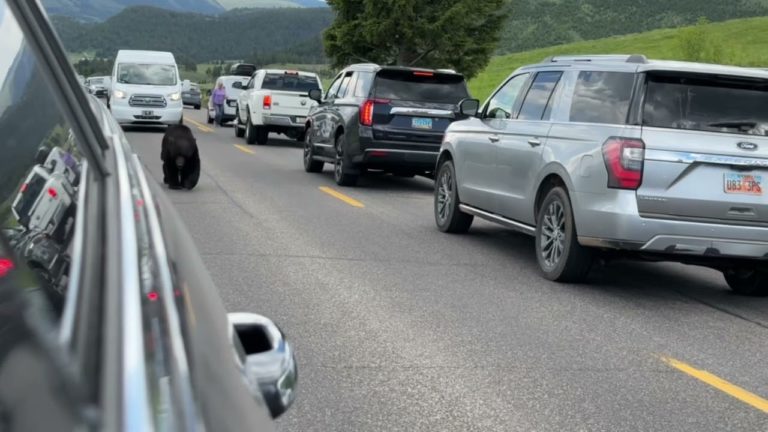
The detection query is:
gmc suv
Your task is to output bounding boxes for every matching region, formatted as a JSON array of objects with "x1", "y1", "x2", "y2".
[
  {"x1": 303, "y1": 64, "x2": 471, "y2": 186},
  {"x1": 436, "y1": 55, "x2": 768, "y2": 295}
]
